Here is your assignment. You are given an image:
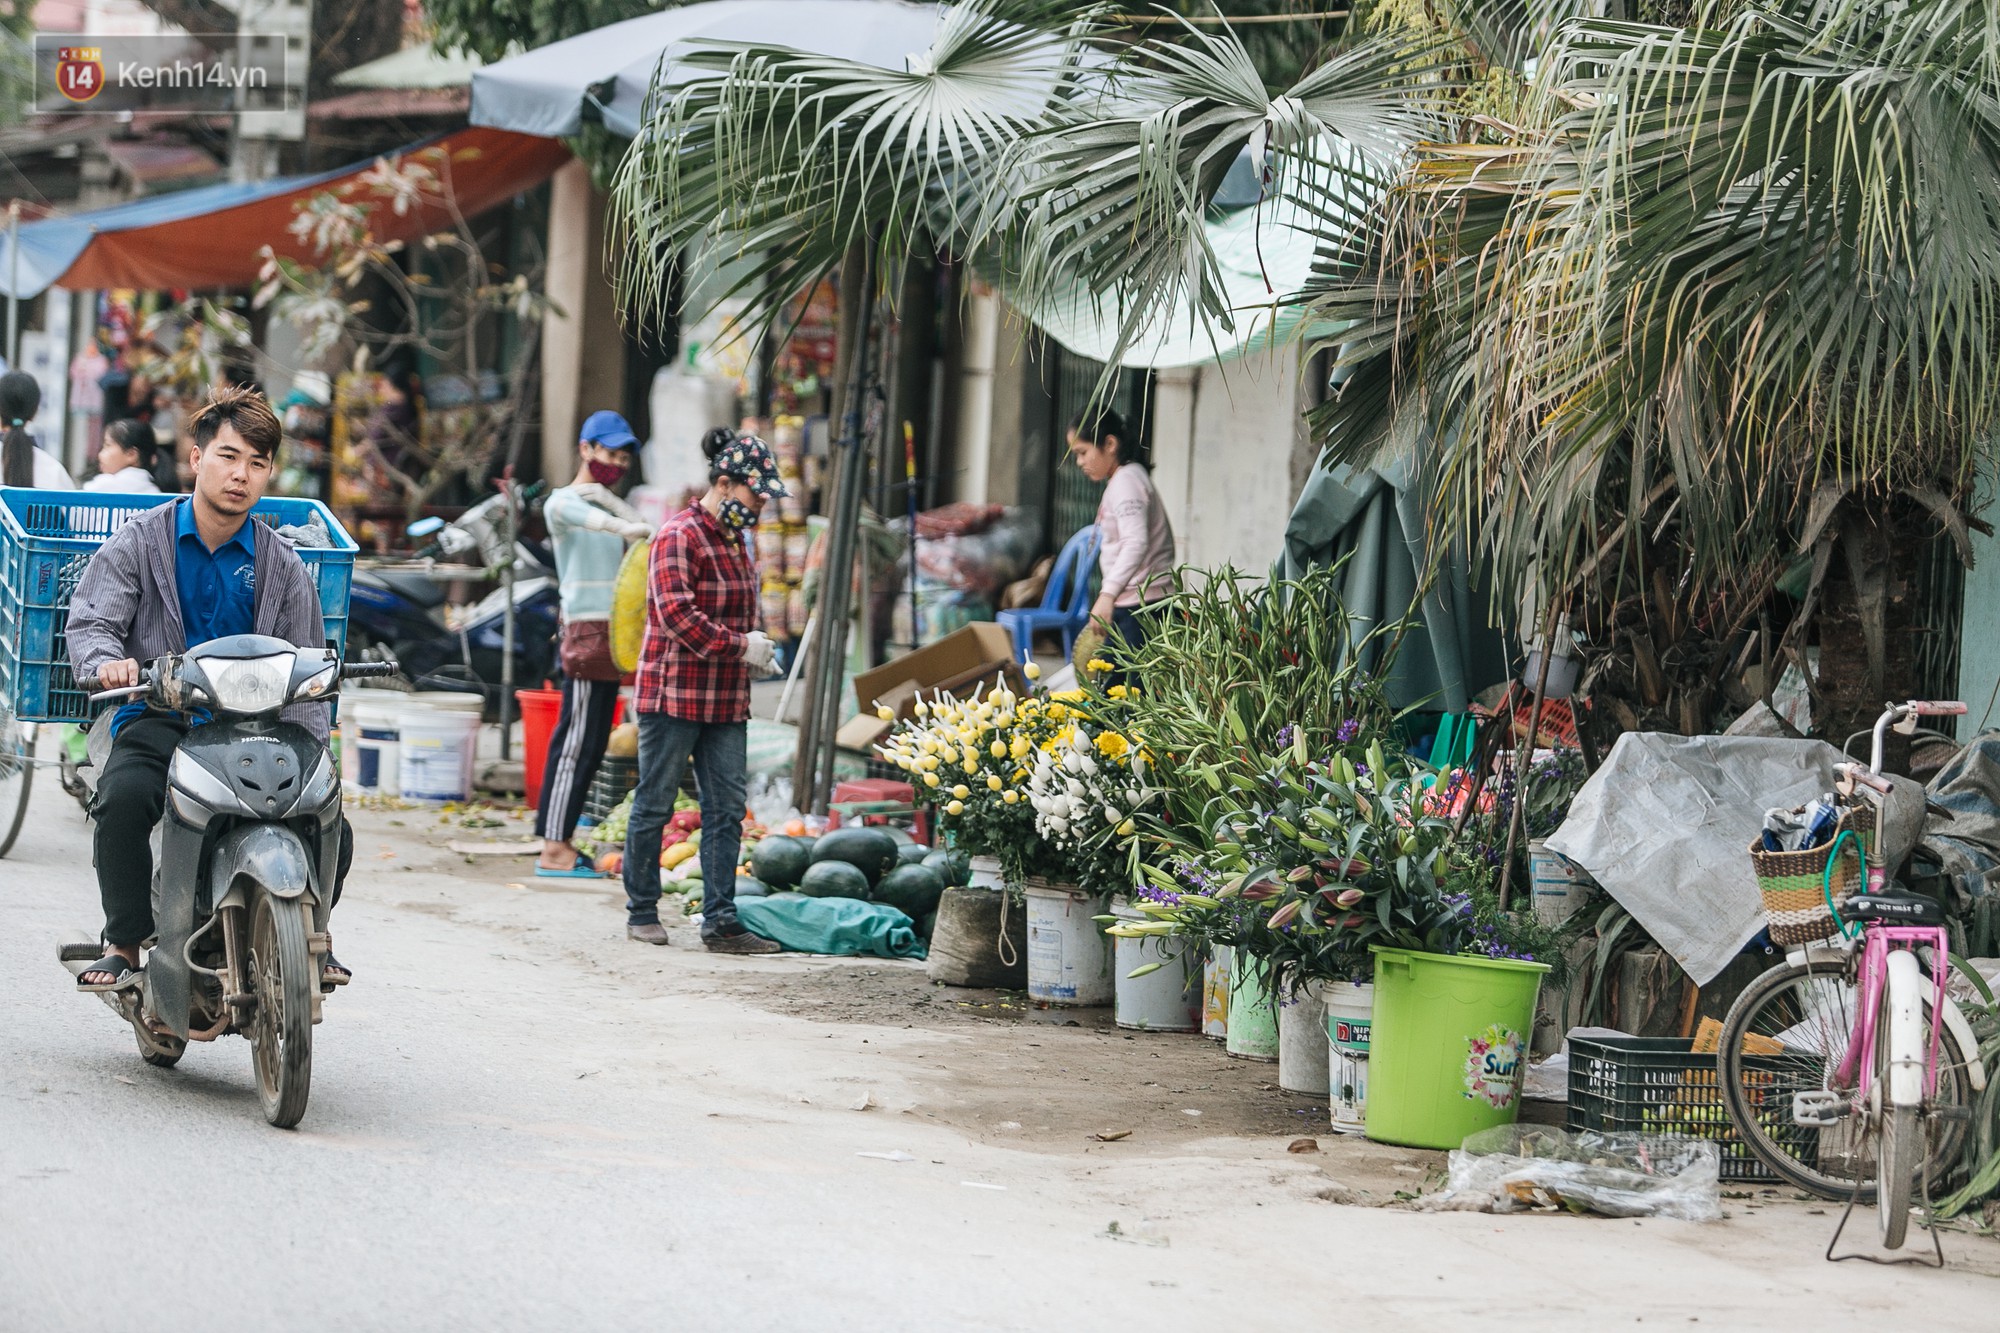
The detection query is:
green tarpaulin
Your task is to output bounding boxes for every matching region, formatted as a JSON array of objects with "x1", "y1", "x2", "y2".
[
  {"x1": 737, "y1": 893, "x2": 928, "y2": 960},
  {"x1": 1275, "y1": 415, "x2": 1508, "y2": 715}
]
